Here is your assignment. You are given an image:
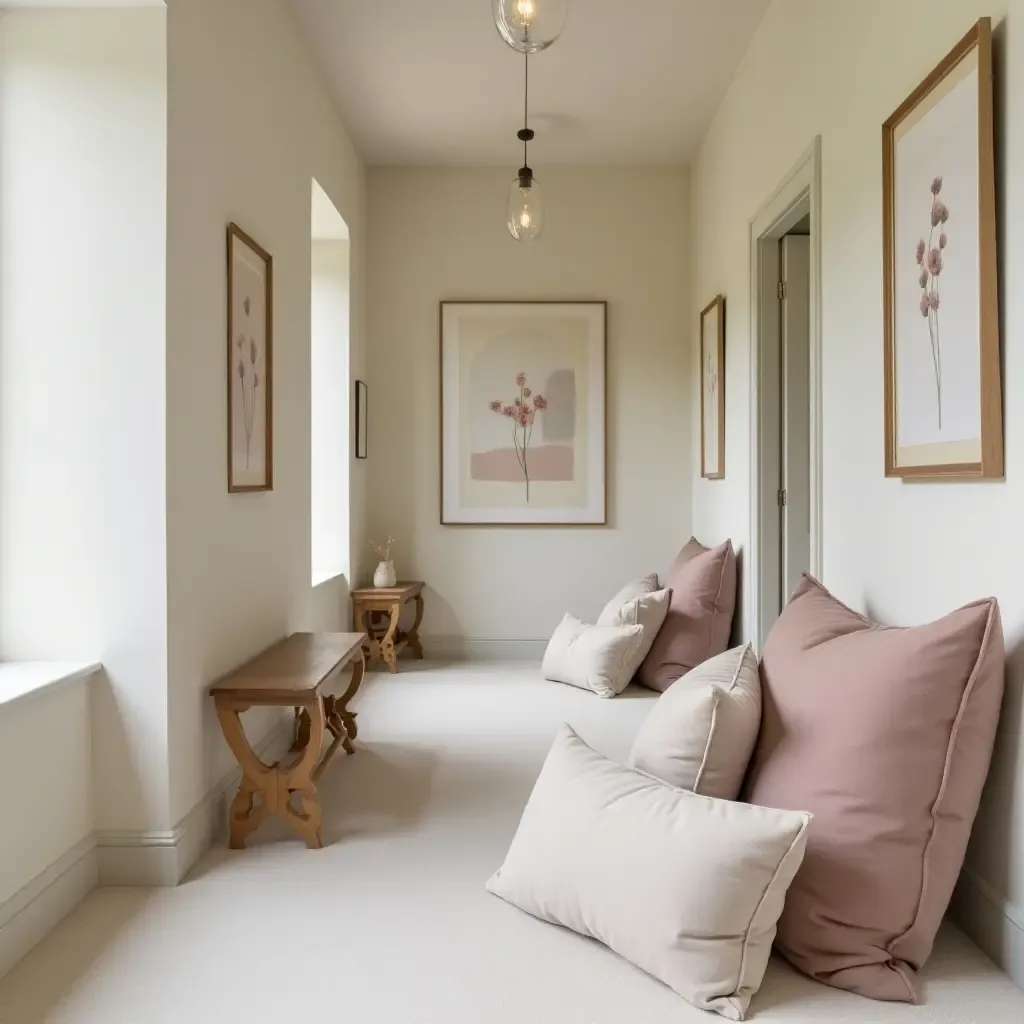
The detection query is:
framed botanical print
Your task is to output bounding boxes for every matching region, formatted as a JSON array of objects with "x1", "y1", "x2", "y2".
[
  {"x1": 883, "y1": 18, "x2": 1002, "y2": 478},
  {"x1": 700, "y1": 295, "x2": 726, "y2": 480},
  {"x1": 440, "y1": 301, "x2": 606, "y2": 525},
  {"x1": 227, "y1": 222, "x2": 273, "y2": 492}
]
